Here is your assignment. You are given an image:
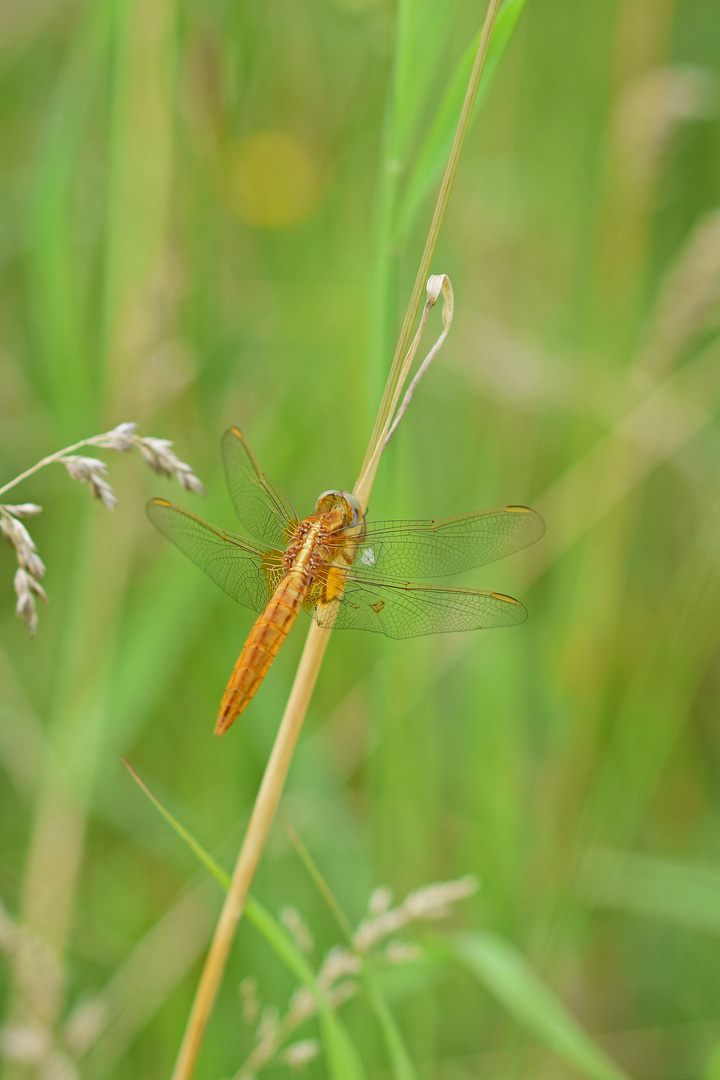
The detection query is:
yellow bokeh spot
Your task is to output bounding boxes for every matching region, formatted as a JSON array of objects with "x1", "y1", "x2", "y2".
[{"x1": 225, "y1": 130, "x2": 322, "y2": 229}]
